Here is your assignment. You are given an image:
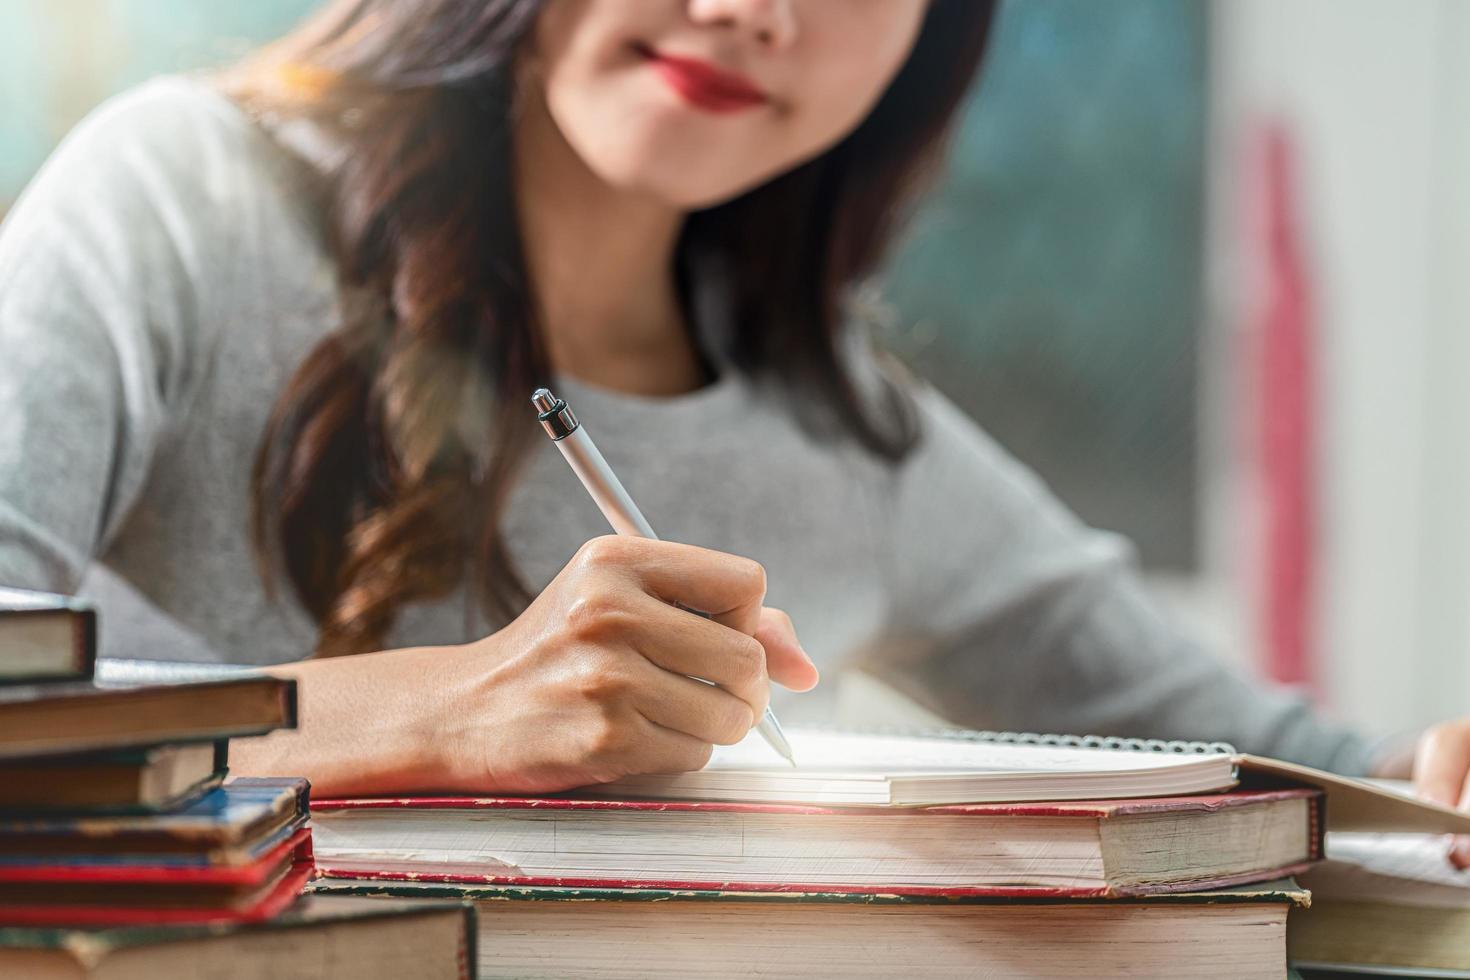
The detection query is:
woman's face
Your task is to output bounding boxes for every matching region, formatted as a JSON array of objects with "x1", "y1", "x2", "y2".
[{"x1": 527, "y1": 0, "x2": 930, "y2": 209}]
